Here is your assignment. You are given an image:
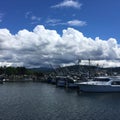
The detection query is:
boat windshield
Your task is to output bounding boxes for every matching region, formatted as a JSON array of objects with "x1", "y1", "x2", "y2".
[
  {"x1": 93, "y1": 78, "x2": 110, "y2": 82},
  {"x1": 111, "y1": 81, "x2": 120, "y2": 85}
]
